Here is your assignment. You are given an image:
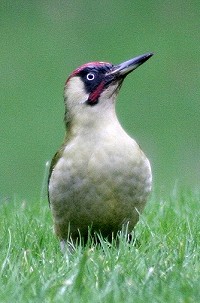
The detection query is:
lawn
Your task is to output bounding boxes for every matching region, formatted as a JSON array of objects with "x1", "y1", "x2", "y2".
[{"x1": 0, "y1": 190, "x2": 199, "y2": 302}]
